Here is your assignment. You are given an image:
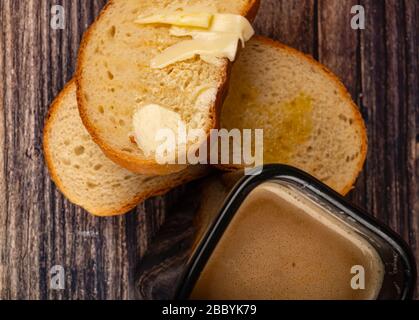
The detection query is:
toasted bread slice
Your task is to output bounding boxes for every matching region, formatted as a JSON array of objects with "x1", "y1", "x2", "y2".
[
  {"x1": 76, "y1": 0, "x2": 260, "y2": 176},
  {"x1": 220, "y1": 36, "x2": 367, "y2": 195},
  {"x1": 43, "y1": 81, "x2": 209, "y2": 217}
]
